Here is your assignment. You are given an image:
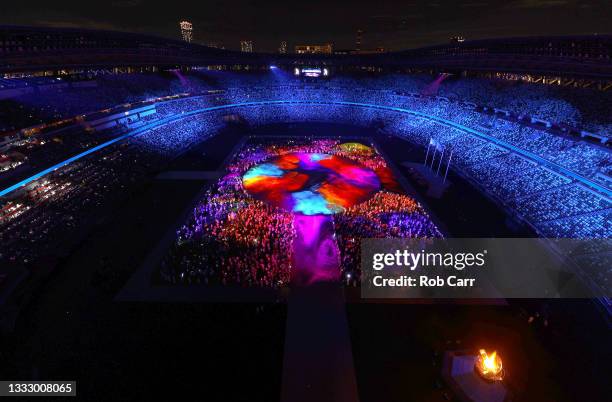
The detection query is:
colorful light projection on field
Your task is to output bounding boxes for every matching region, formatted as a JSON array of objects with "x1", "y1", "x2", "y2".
[
  {"x1": 243, "y1": 153, "x2": 380, "y2": 215},
  {"x1": 337, "y1": 142, "x2": 402, "y2": 193}
]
